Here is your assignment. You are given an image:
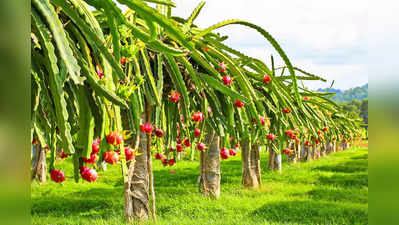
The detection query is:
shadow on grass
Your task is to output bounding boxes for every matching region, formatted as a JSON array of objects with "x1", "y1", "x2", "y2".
[
  {"x1": 110, "y1": 159, "x2": 245, "y2": 197},
  {"x1": 350, "y1": 154, "x2": 368, "y2": 160},
  {"x1": 292, "y1": 187, "x2": 368, "y2": 204},
  {"x1": 313, "y1": 155, "x2": 368, "y2": 174},
  {"x1": 112, "y1": 166, "x2": 200, "y2": 188},
  {"x1": 251, "y1": 200, "x2": 367, "y2": 225},
  {"x1": 31, "y1": 187, "x2": 123, "y2": 219},
  {"x1": 318, "y1": 173, "x2": 368, "y2": 188},
  {"x1": 153, "y1": 167, "x2": 199, "y2": 187},
  {"x1": 221, "y1": 157, "x2": 280, "y2": 181},
  {"x1": 221, "y1": 159, "x2": 244, "y2": 184}
]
